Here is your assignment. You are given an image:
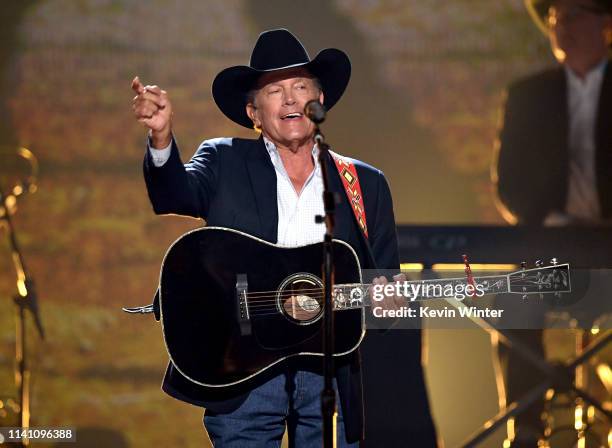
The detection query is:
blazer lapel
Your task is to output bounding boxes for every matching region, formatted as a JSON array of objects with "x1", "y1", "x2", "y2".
[
  {"x1": 551, "y1": 68, "x2": 570, "y2": 206},
  {"x1": 245, "y1": 137, "x2": 278, "y2": 243},
  {"x1": 552, "y1": 67, "x2": 568, "y2": 137}
]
